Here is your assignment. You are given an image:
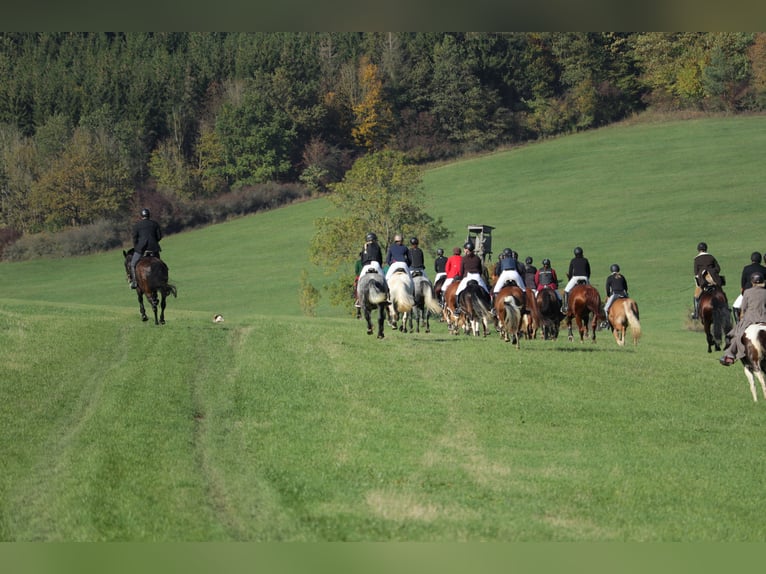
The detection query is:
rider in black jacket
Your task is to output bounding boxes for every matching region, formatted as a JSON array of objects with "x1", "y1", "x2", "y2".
[{"x1": 130, "y1": 208, "x2": 162, "y2": 289}]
